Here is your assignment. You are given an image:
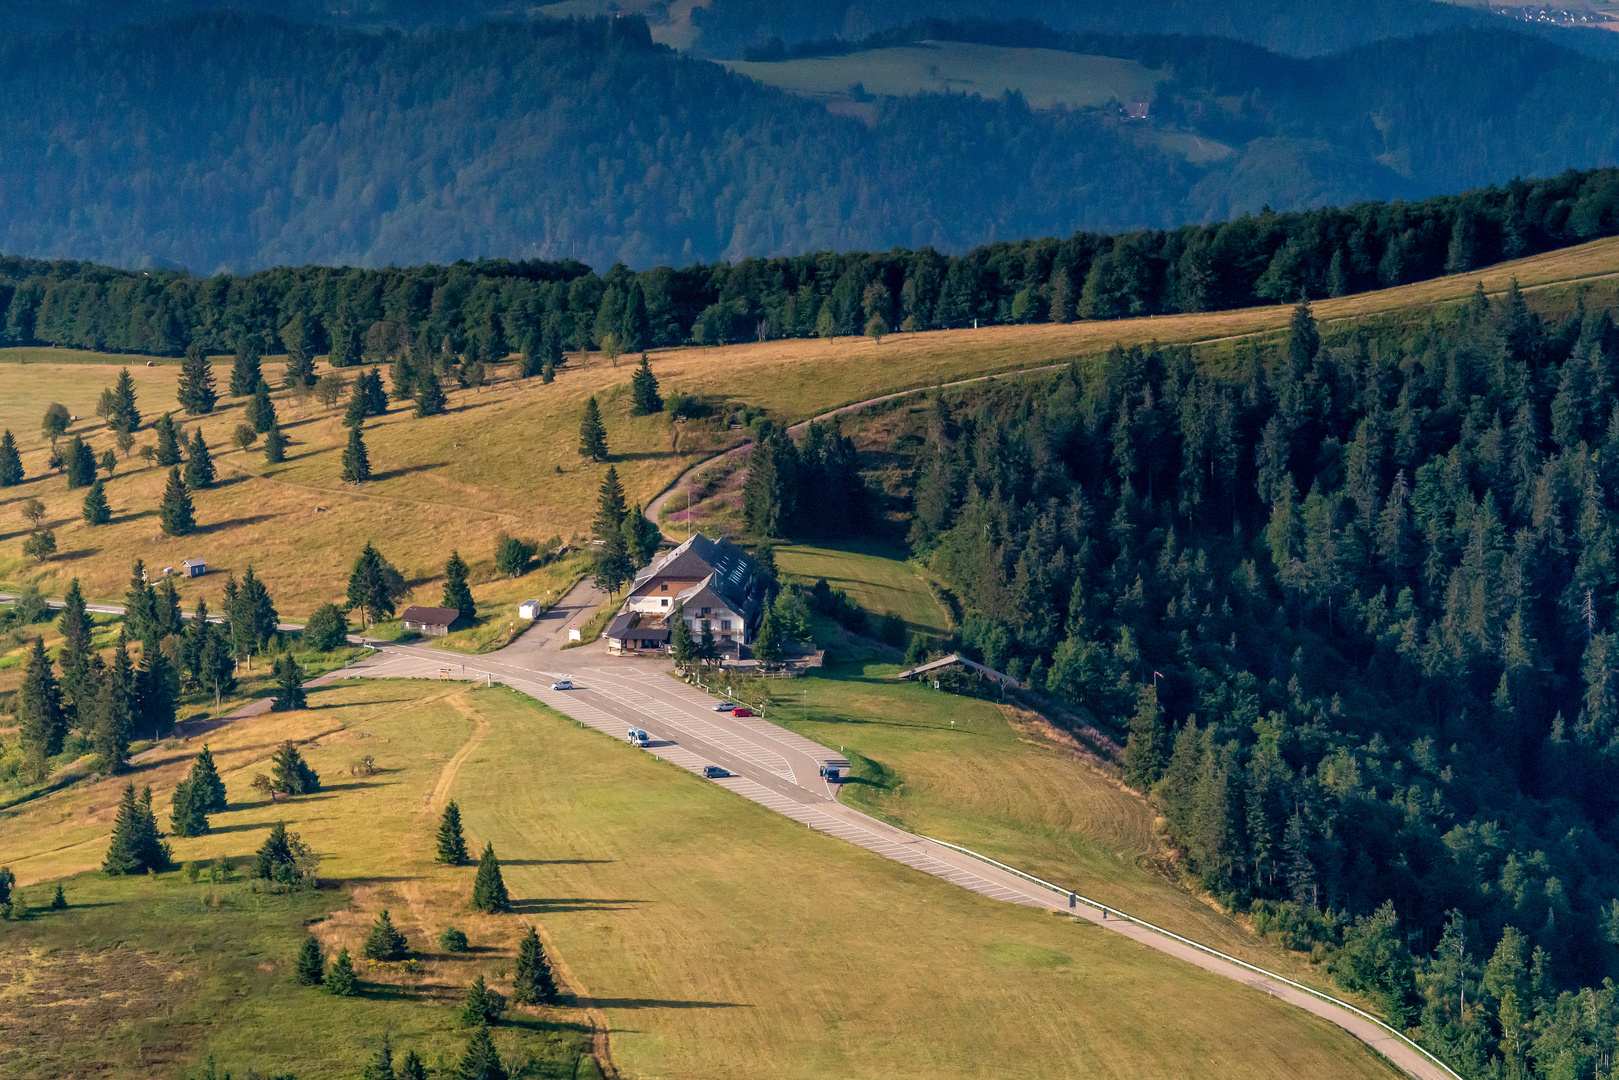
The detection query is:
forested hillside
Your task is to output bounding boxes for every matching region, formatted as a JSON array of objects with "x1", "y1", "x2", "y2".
[
  {"x1": 841, "y1": 289, "x2": 1619, "y2": 1076},
  {"x1": 4, "y1": 14, "x2": 1619, "y2": 272},
  {"x1": 6, "y1": 166, "x2": 1617, "y2": 360}
]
